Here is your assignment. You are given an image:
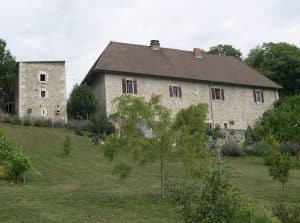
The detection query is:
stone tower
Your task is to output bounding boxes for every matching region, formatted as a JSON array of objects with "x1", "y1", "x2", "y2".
[{"x1": 15, "y1": 61, "x2": 67, "y2": 123}]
